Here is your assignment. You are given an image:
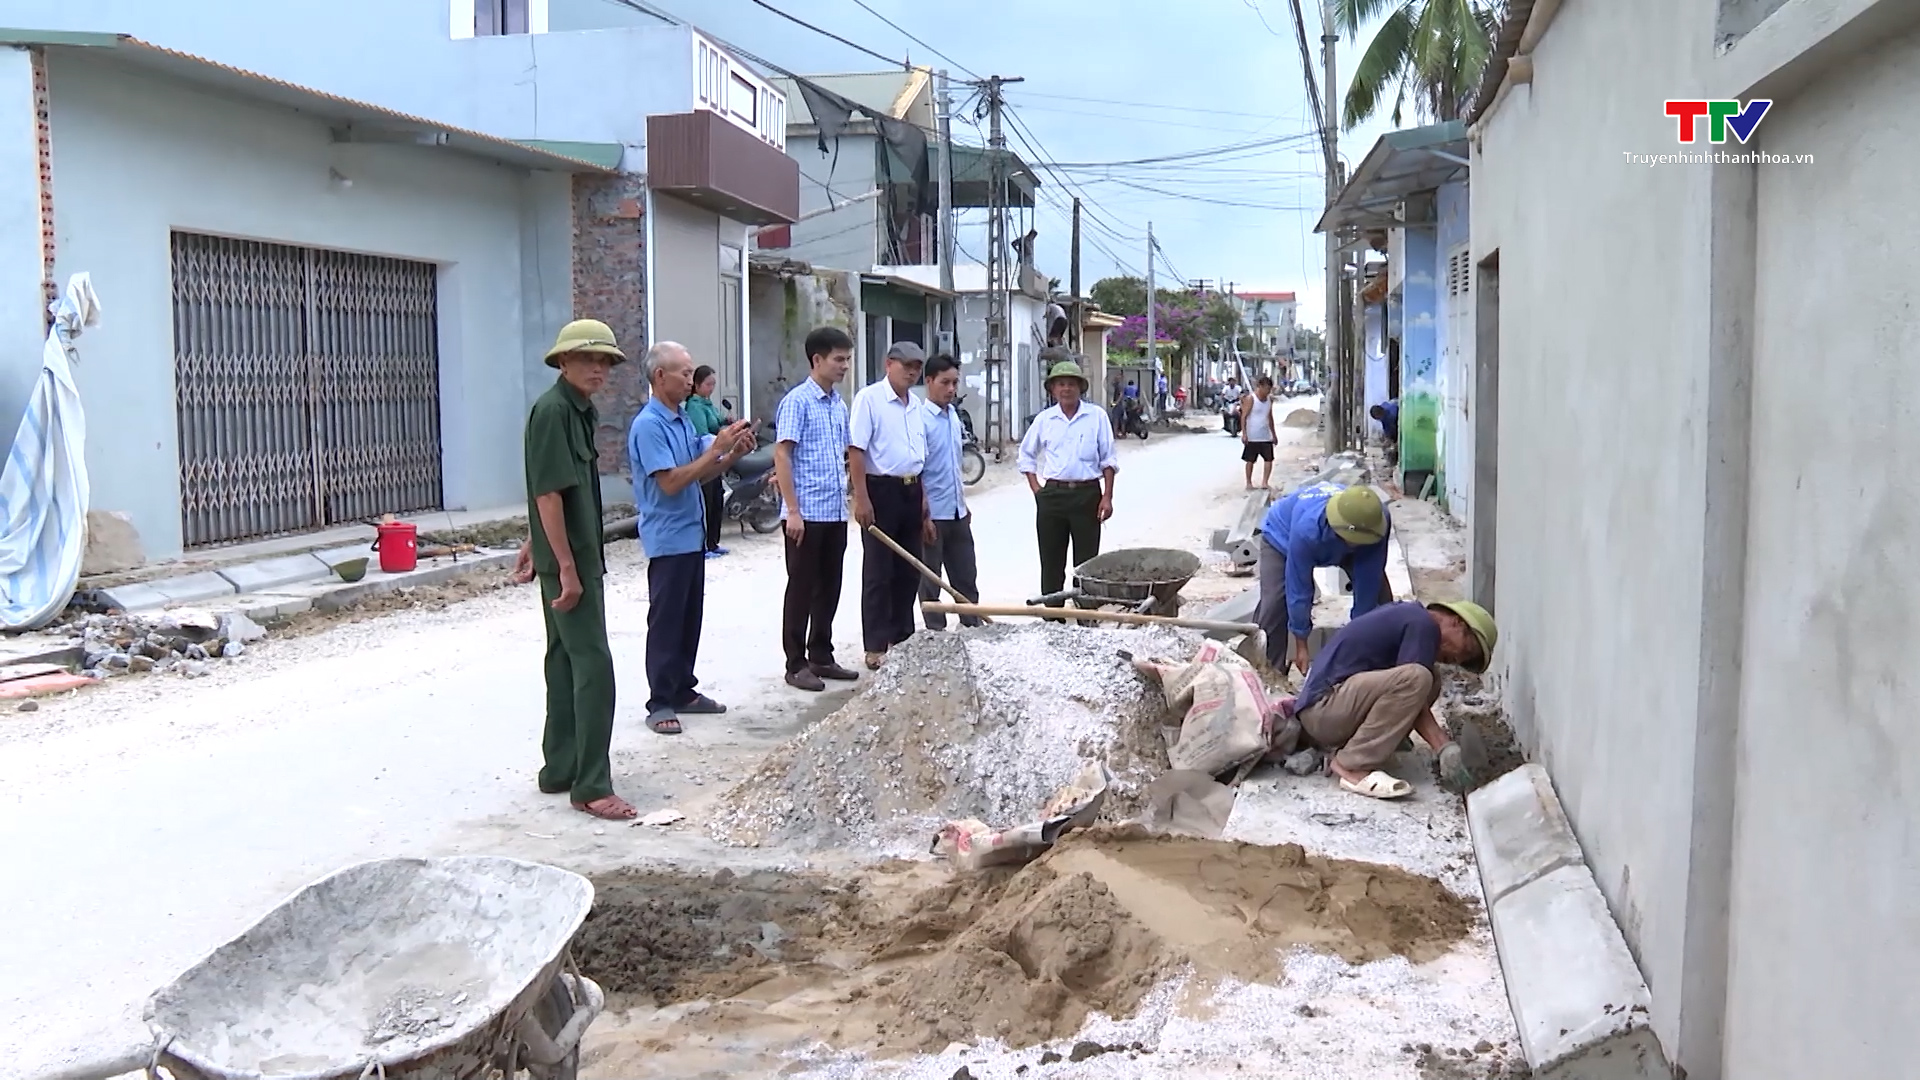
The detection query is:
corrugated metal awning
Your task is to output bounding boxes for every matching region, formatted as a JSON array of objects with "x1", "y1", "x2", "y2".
[{"x1": 1313, "y1": 120, "x2": 1468, "y2": 235}]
